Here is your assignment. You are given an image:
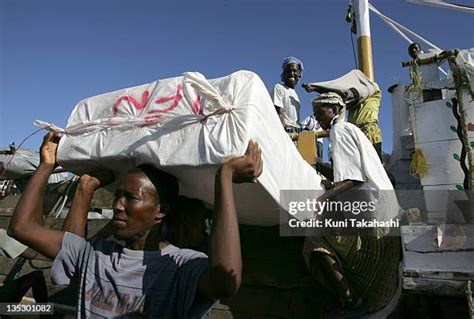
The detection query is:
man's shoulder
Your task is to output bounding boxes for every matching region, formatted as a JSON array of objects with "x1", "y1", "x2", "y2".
[
  {"x1": 63, "y1": 232, "x2": 122, "y2": 254},
  {"x1": 274, "y1": 83, "x2": 285, "y2": 90},
  {"x1": 164, "y1": 245, "x2": 208, "y2": 266},
  {"x1": 333, "y1": 121, "x2": 357, "y2": 132},
  {"x1": 274, "y1": 83, "x2": 294, "y2": 93},
  {"x1": 331, "y1": 121, "x2": 363, "y2": 140},
  {"x1": 272, "y1": 83, "x2": 285, "y2": 94}
]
